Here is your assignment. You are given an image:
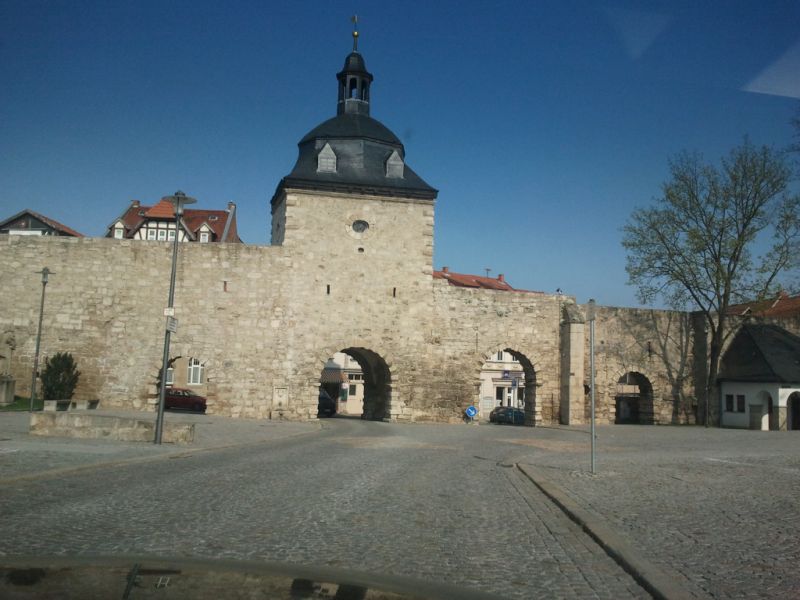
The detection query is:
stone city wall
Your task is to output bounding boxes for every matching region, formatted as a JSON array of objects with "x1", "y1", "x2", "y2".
[
  {"x1": 584, "y1": 305, "x2": 698, "y2": 425},
  {"x1": 0, "y1": 235, "x2": 291, "y2": 418},
  {"x1": 2, "y1": 232, "x2": 722, "y2": 427}
]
